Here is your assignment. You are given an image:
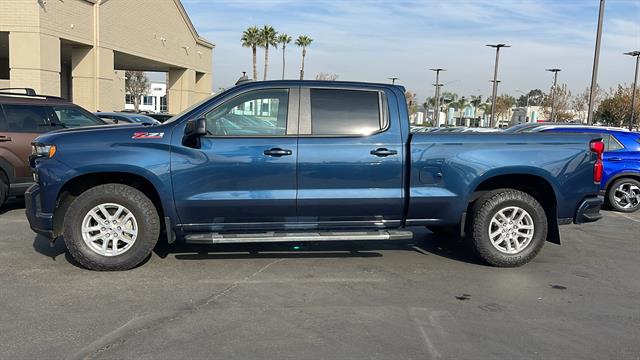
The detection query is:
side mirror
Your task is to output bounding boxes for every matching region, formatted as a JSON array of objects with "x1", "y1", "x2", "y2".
[{"x1": 185, "y1": 118, "x2": 207, "y2": 137}]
